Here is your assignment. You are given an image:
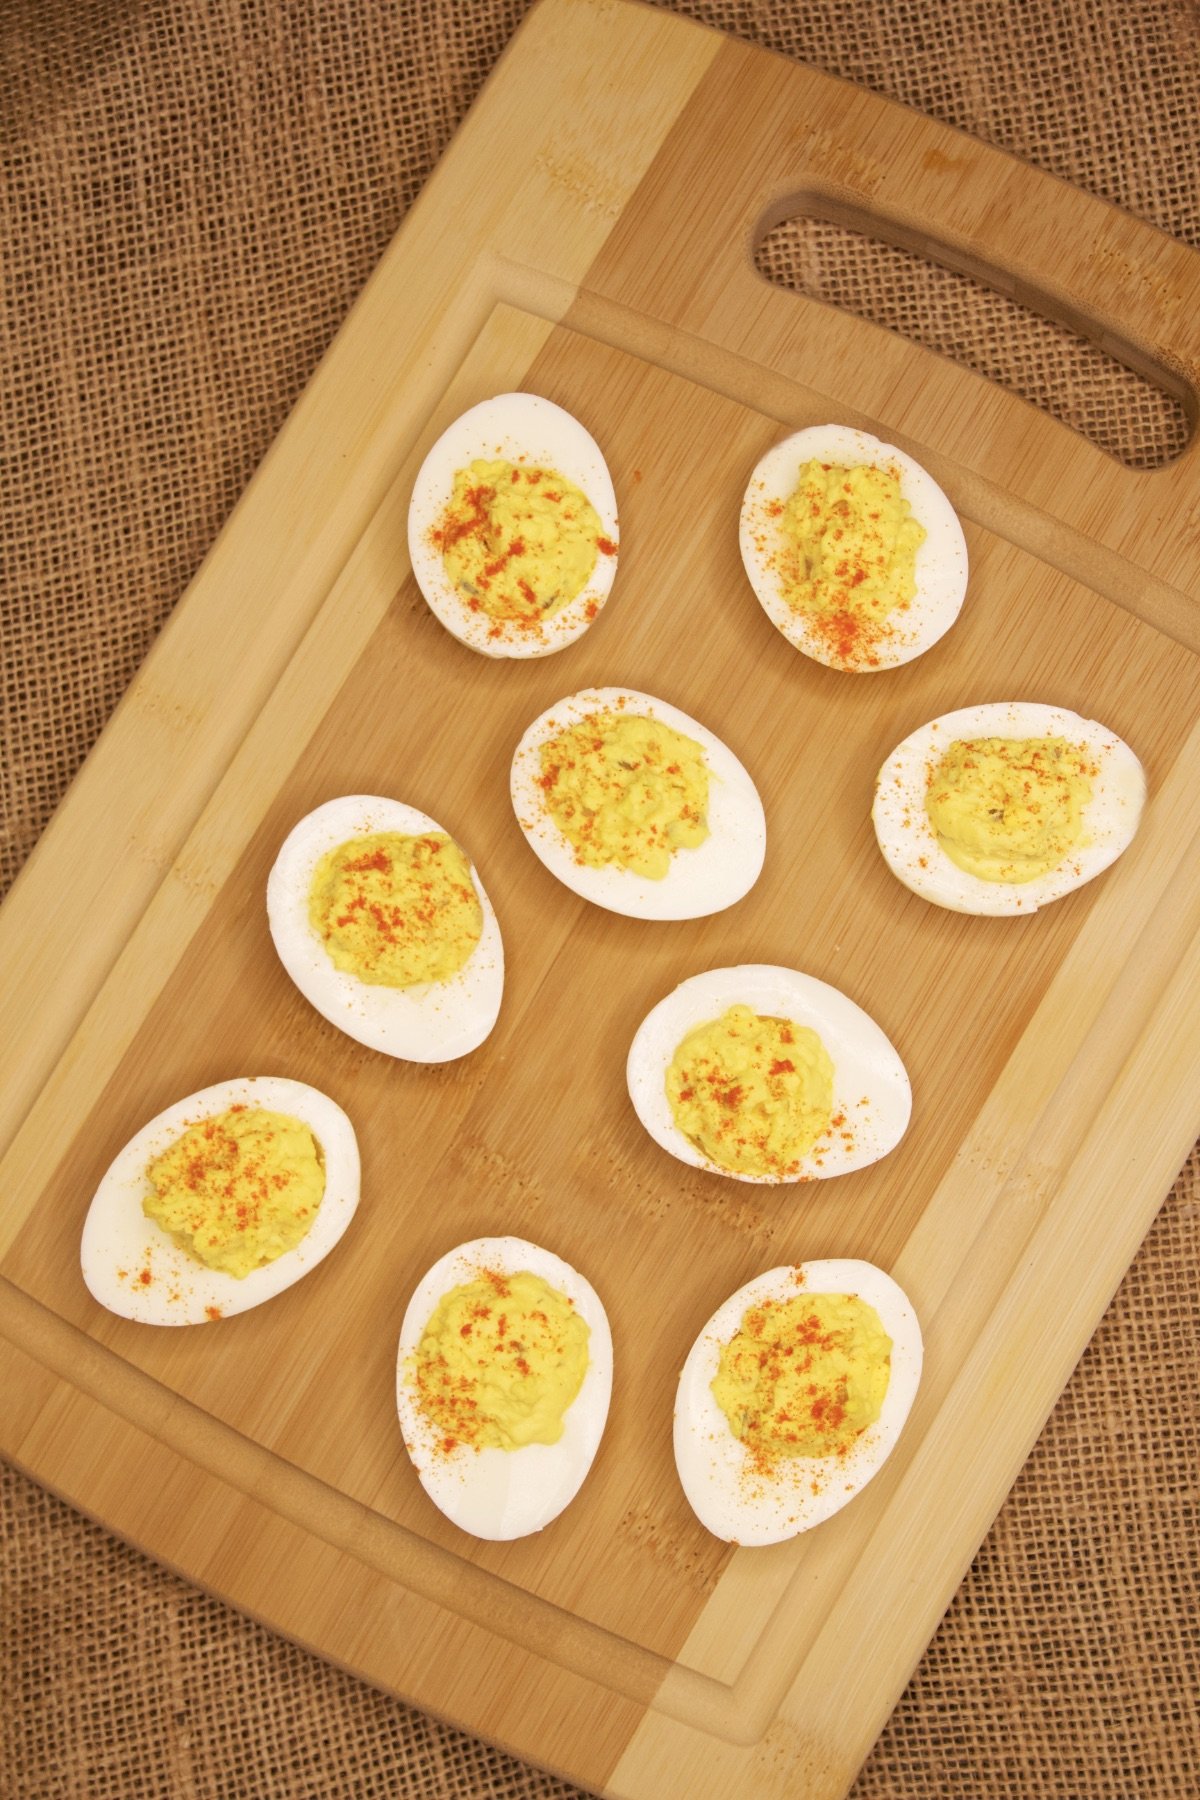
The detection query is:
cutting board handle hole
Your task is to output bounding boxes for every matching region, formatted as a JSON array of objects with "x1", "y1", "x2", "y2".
[{"x1": 753, "y1": 214, "x2": 1191, "y2": 471}]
